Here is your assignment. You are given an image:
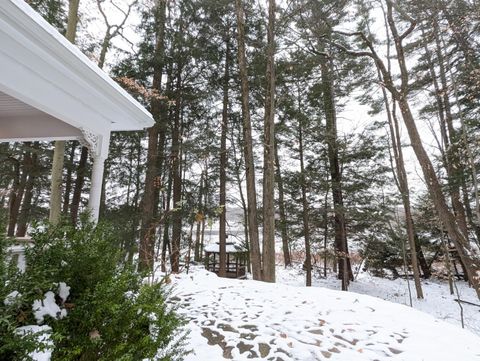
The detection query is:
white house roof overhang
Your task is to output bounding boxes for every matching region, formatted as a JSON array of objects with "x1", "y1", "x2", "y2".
[
  {"x1": 0, "y1": 0, "x2": 154, "y2": 157},
  {"x1": 0, "y1": 0, "x2": 154, "y2": 223}
]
